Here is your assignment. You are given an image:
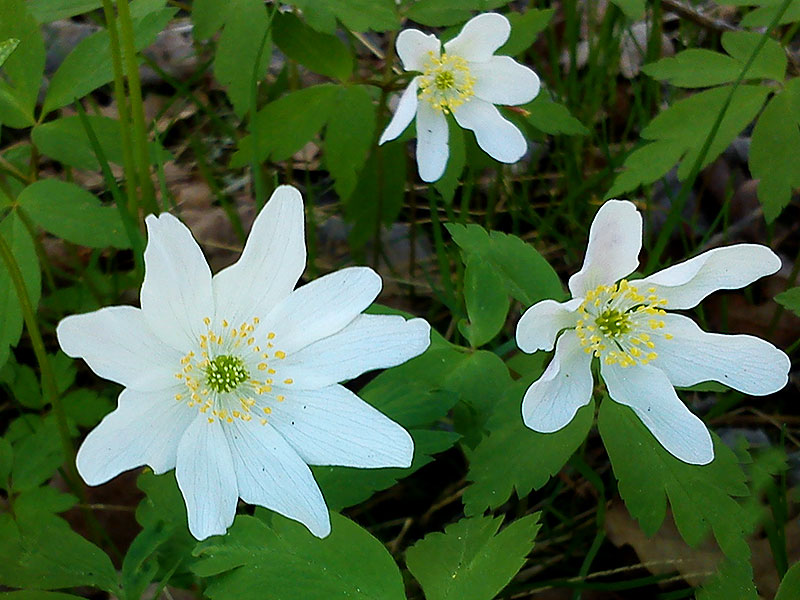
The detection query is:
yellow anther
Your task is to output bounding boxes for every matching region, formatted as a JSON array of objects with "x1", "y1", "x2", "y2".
[
  {"x1": 275, "y1": 351, "x2": 286, "y2": 359},
  {"x1": 203, "y1": 317, "x2": 211, "y2": 326},
  {"x1": 258, "y1": 363, "x2": 267, "y2": 371},
  {"x1": 284, "y1": 378, "x2": 293, "y2": 385},
  {"x1": 268, "y1": 332, "x2": 276, "y2": 340},
  {"x1": 263, "y1": 407, "x2": 272, "y2": 414}
]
